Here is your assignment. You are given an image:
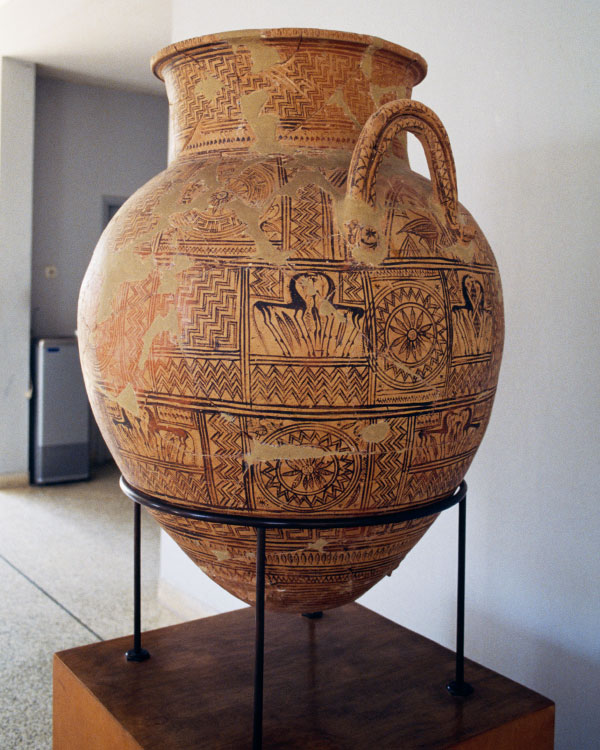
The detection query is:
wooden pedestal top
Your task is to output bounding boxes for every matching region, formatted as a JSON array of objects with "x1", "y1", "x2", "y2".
[{"x1": 53, "y1": 603, "x2": 554, "y2": 749}]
